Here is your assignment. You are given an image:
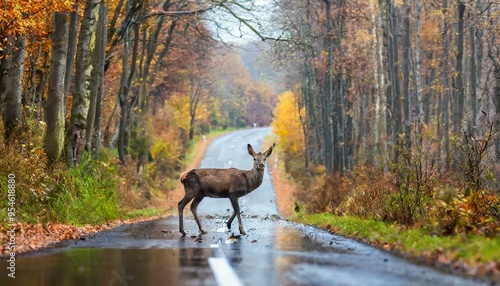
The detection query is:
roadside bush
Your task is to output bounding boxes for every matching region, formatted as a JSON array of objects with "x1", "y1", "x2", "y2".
[
  {"x1": 456, "y1": 117, "x2": 498, "y2": 195},
  {"x1": 0, "y1": 123, "x2": 121, "y2": 226},
  {"x1": 337, "y1": 166, "x2": 392, "y2": 220},
  {"x1": 146, "y1": 139, "x2": 183, "y2": 190},
  {"x1": 386, "y1": 127, "x2": 439, "y2": 225},
  {"x1": 0, "y1": 120, "x2": 54, "y2": 224},
  {"x1": 449, "y1": 115, "x2": 500, "y2": 234},
  {"x1": 298, "y1": 173, "x2": 350, "y2": 213}
]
